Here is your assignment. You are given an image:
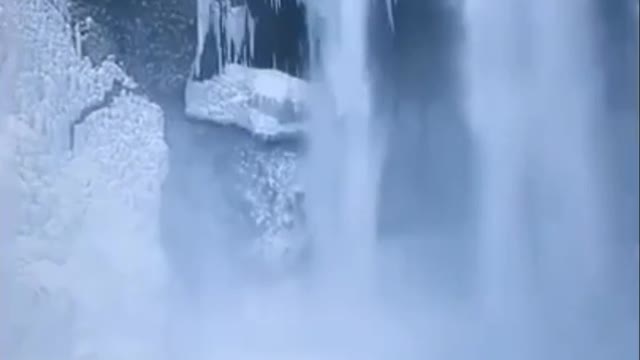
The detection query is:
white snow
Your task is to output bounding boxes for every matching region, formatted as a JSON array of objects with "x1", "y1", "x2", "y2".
[
  {"x1": 1, "y1": 1, "x2": 168, "y2": 359},
  {"x1": 12, "y1": 0, "x2": 136, "y2": 151},
  {"x1": 185, "y1": 63, "x2": 307, "y2": 137}
]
